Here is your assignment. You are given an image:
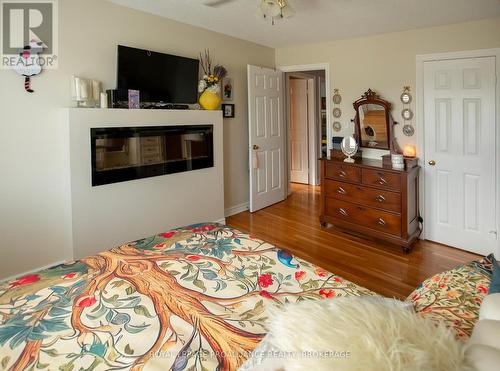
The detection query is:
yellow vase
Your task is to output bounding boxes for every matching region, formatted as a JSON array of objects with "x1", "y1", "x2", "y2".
[{"x1": 199, "y1": 90, "x2": 221, "y2": 110}]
